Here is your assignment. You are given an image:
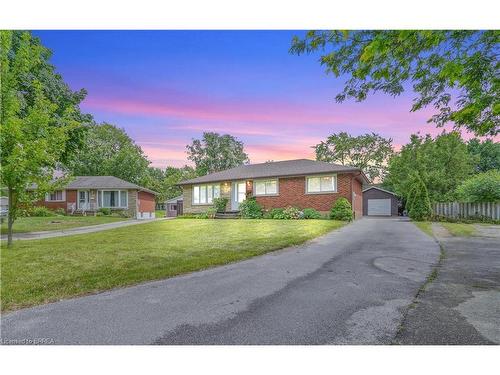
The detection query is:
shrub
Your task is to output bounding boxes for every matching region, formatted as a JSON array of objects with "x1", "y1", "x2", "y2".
[
  {"x1": 283, "y1": 206, "x2": 302, "y2": 219},
  {"x1": 408, "y1": 176, "x2": 432, "y2": 221},
  {"x1": 98, "y1": 208, "x2": 112, "y2": 216},
  {"x1": 54, "y1": 208, "x2": 66, "y2": 216},
  {"x1": 117, "y1": 210, "x2": 131, "y2": 218},
  {"x1": 455, "y1": 170, "x2": 500, "y2": 203},
  {"x1": 197, "y1": 208, "x2": 217, "y2": 219},
  {"x1": 302, "y1": 208, "x2": 321, "y2": 219},
  {"x1": 31, "y1": 206, "x2": 56, "y2": 217},
  {"x1": 269, "y1": 208, "x2": 286, "y2": 219},
  {"x1": 330, "y1": 198, "x2": 353, "y2": 221},
  {"x1": 213, "y1": 197, "x2": 228, "y2": 213},
  {"x1": 238, "y1": 197, "x2": 263, "y2": 218}
]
